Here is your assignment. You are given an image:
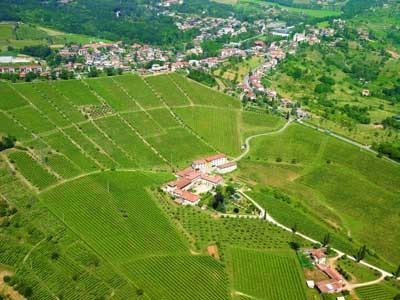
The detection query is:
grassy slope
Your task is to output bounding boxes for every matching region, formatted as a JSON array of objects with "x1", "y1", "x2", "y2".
[
  {"x1": 238, "y1": 122, "x2": 400, "y2": 269},
  {"x1": 1, "y1": 73, "x2": 399, "y2": 298}
]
